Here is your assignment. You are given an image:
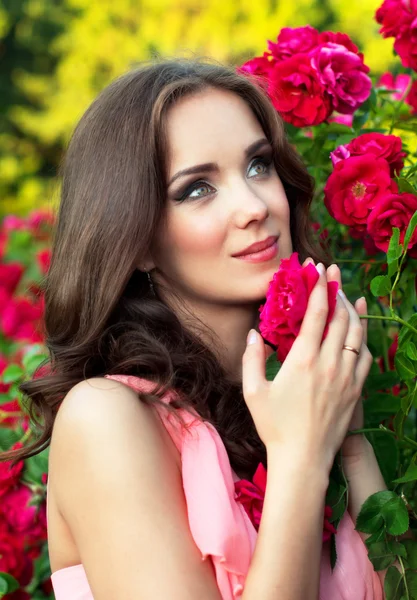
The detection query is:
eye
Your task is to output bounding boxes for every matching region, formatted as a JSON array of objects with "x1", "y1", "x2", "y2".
[
  {"x1": 175, "y1": 181, "x2": 216, "y2": 202},
  {"x1": 247, "y1": 157, "x2": 272, "y2": 178}
]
